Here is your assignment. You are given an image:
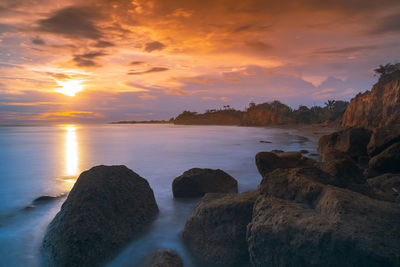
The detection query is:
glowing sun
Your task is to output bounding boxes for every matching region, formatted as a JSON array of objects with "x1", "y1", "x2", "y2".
[{"x1": 56, "y1": 80, "x2": 84, "y2": 96}]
